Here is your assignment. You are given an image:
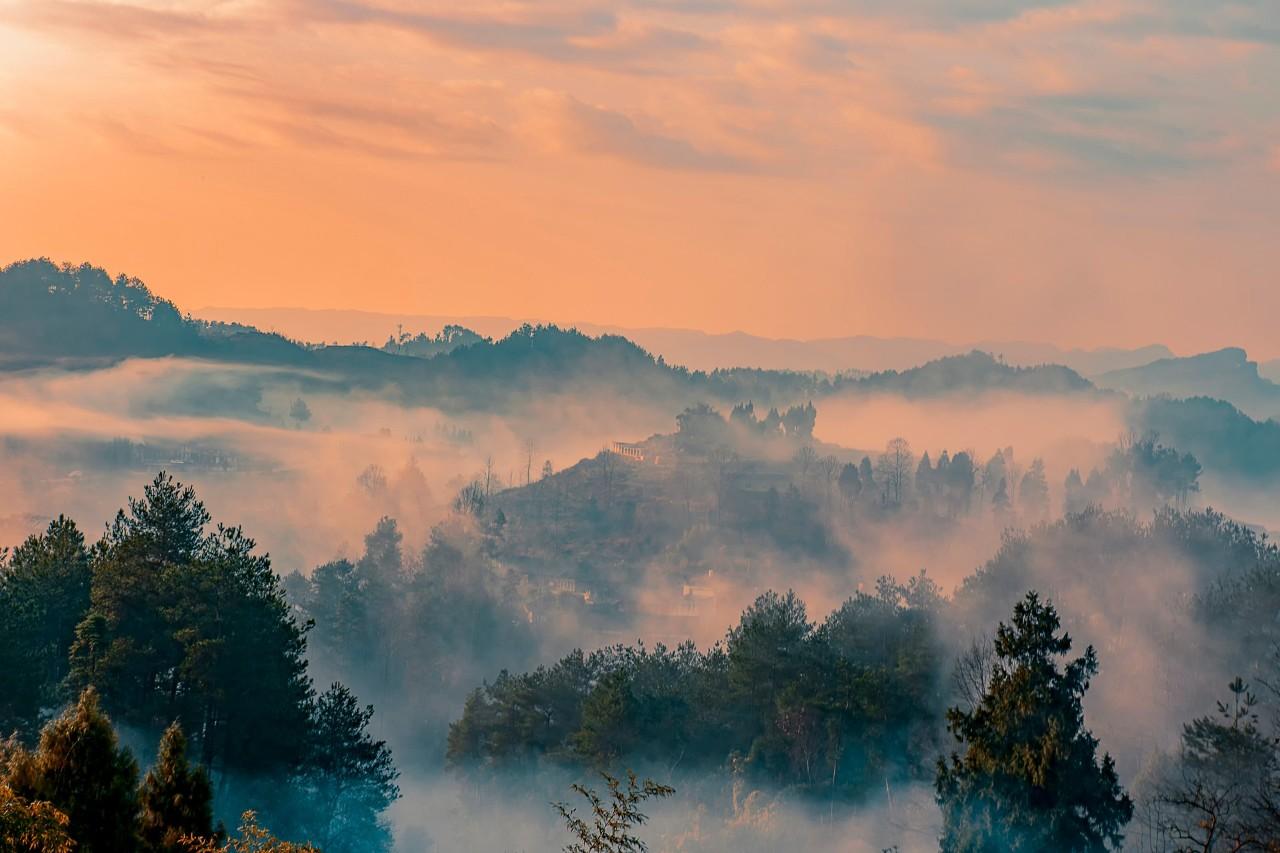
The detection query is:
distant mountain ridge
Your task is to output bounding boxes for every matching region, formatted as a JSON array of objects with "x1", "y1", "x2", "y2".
[
  {"x1": 195, "y1": 305, "x2": 1172, "y2": 376},
  {"x1": 1097, "y1": 347, "x2": 1280, "y2": 420},
  {"x1": 2, "y1": 259, "x2": 1098, "y2": 412},
  {"x1": 9, "y1": 259, "x2": 1280, "y2": 493}
]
